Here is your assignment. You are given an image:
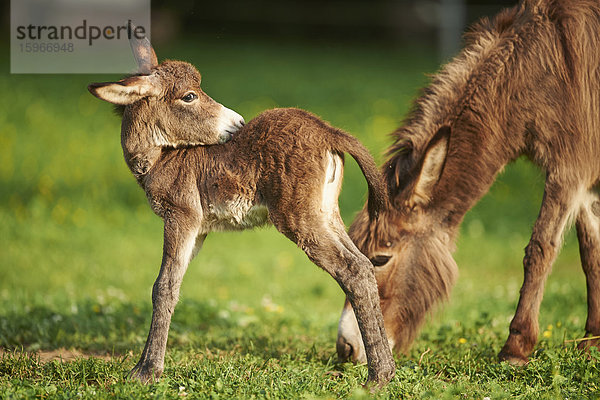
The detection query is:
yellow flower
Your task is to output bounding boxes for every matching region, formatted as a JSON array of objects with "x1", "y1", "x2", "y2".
[
  {"x1": 543, "y1": 330, "x2": 552, "y2": 338},
  {"x1": 458, "y1": 338, "x2": 467, "y2": 344}
]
